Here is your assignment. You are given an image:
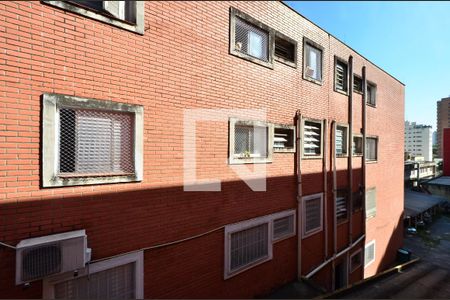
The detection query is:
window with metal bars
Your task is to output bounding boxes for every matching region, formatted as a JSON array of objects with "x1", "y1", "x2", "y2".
[
  {"x1": 304, "y1": 40, "x2": 323, "y2": 82},
  {"x1": 234, "y1": 16, "x2": 269, "y2": 62},
  {"x1": 273, "y1": 214, "x2": 295, "y2": 241},
  {"x1": 303, "y1": 119, "x2": 322, "y2": 157},
  {"x1": 302, "y1": 193, "x2": 323, "y2": 238},
  {"x1": 350, "y1": 249, "x2": 362, "y2": 272},
  {"x1": 366, "y1": 137, "x2": 378, "y2": 162},
  {"x1": 353, "y1": 75, "x2": 363, "y2": 93},
  {"x1": 367, "y1": 82, "x2": 377, "y2": 106},
  {"x1": 42, "y1": 93, "x2": 143, "y2": 187},
  {"x1": 275, "y1": 35, "x2": 296, "y2": 65},
  {"x1": 229, "y1": 119, "x2": 273, "y2": 164},
  {"x1": 364, "y1": 240, "x2": 376, "y2": 267},
  {"x1": 365, "y1": 187, "x2": 377, "y2": 218},
  {"x1": 273, "y1": 125, "x2": 295, "y2": 152},
  {"x1": 336, "y1": 190, "x2": 349, "y2": 223},
  {"x1": 353, "y1": 135, "x2": 363, "y2": 156},
  {"x1": 336, "y1": 125, "x2": 348, "y2": 156},
  {"x1": 335, "y1": 59, "x2": 348, "y2": 92}
]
